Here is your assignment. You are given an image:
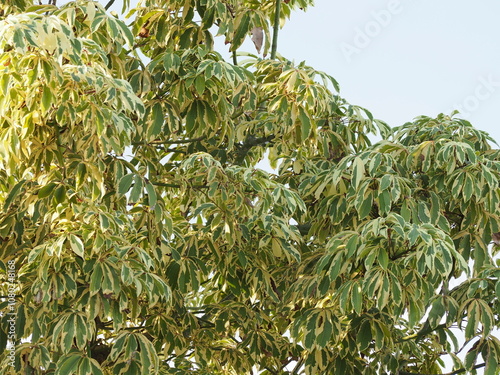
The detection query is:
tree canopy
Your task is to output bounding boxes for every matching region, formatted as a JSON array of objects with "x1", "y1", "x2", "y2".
[{"x1": 0, "y1": 1, "x2": 499, "y2": 374}]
